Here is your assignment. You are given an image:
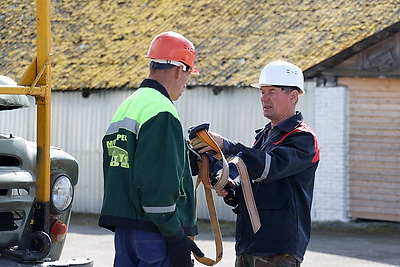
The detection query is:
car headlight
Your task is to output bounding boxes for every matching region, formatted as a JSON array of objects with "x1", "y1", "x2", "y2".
[{"x1": 51, "y1": 174, "x2": 73, "y2": 213}]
